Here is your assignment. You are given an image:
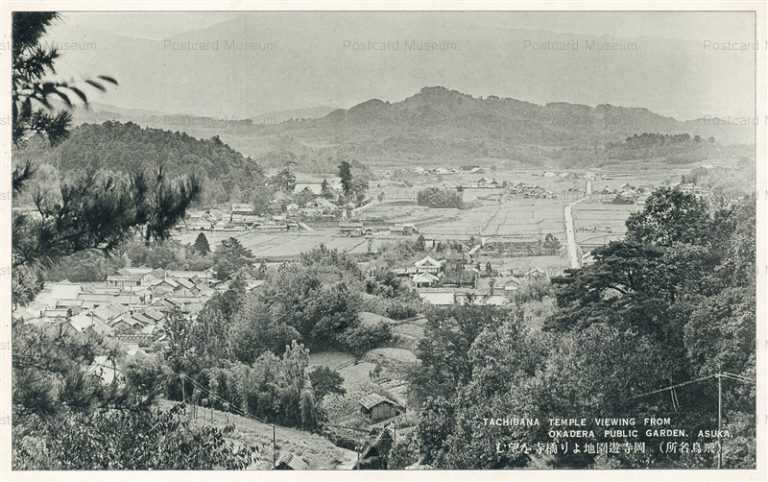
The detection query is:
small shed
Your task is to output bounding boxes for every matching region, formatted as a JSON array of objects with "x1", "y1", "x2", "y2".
[
  {"x1": 274, "y1": 452, "x2": 309, "y2": 470},
  {"x1": 359, "y1": 393, "x2": 404, "y2": 423}
]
